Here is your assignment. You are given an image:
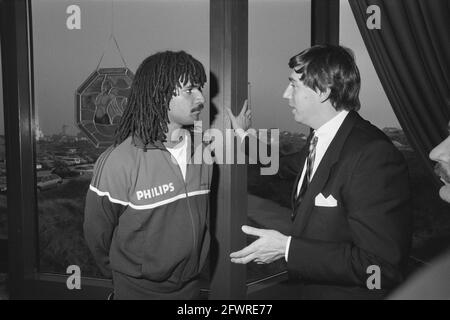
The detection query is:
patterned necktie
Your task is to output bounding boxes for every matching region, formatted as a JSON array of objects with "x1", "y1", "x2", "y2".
[{"x1": 293, "y1": 133, "x2": 318, "y2": 215}]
